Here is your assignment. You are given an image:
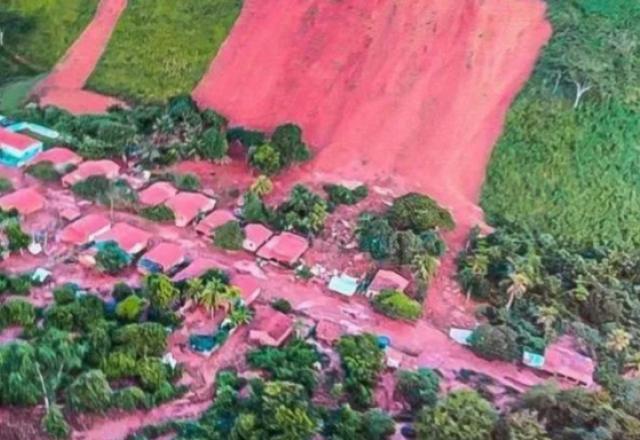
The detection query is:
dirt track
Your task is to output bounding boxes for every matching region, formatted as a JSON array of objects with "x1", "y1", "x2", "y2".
[{"x1": 32, "y1": 0, "x2": 127, "y2": 114}]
